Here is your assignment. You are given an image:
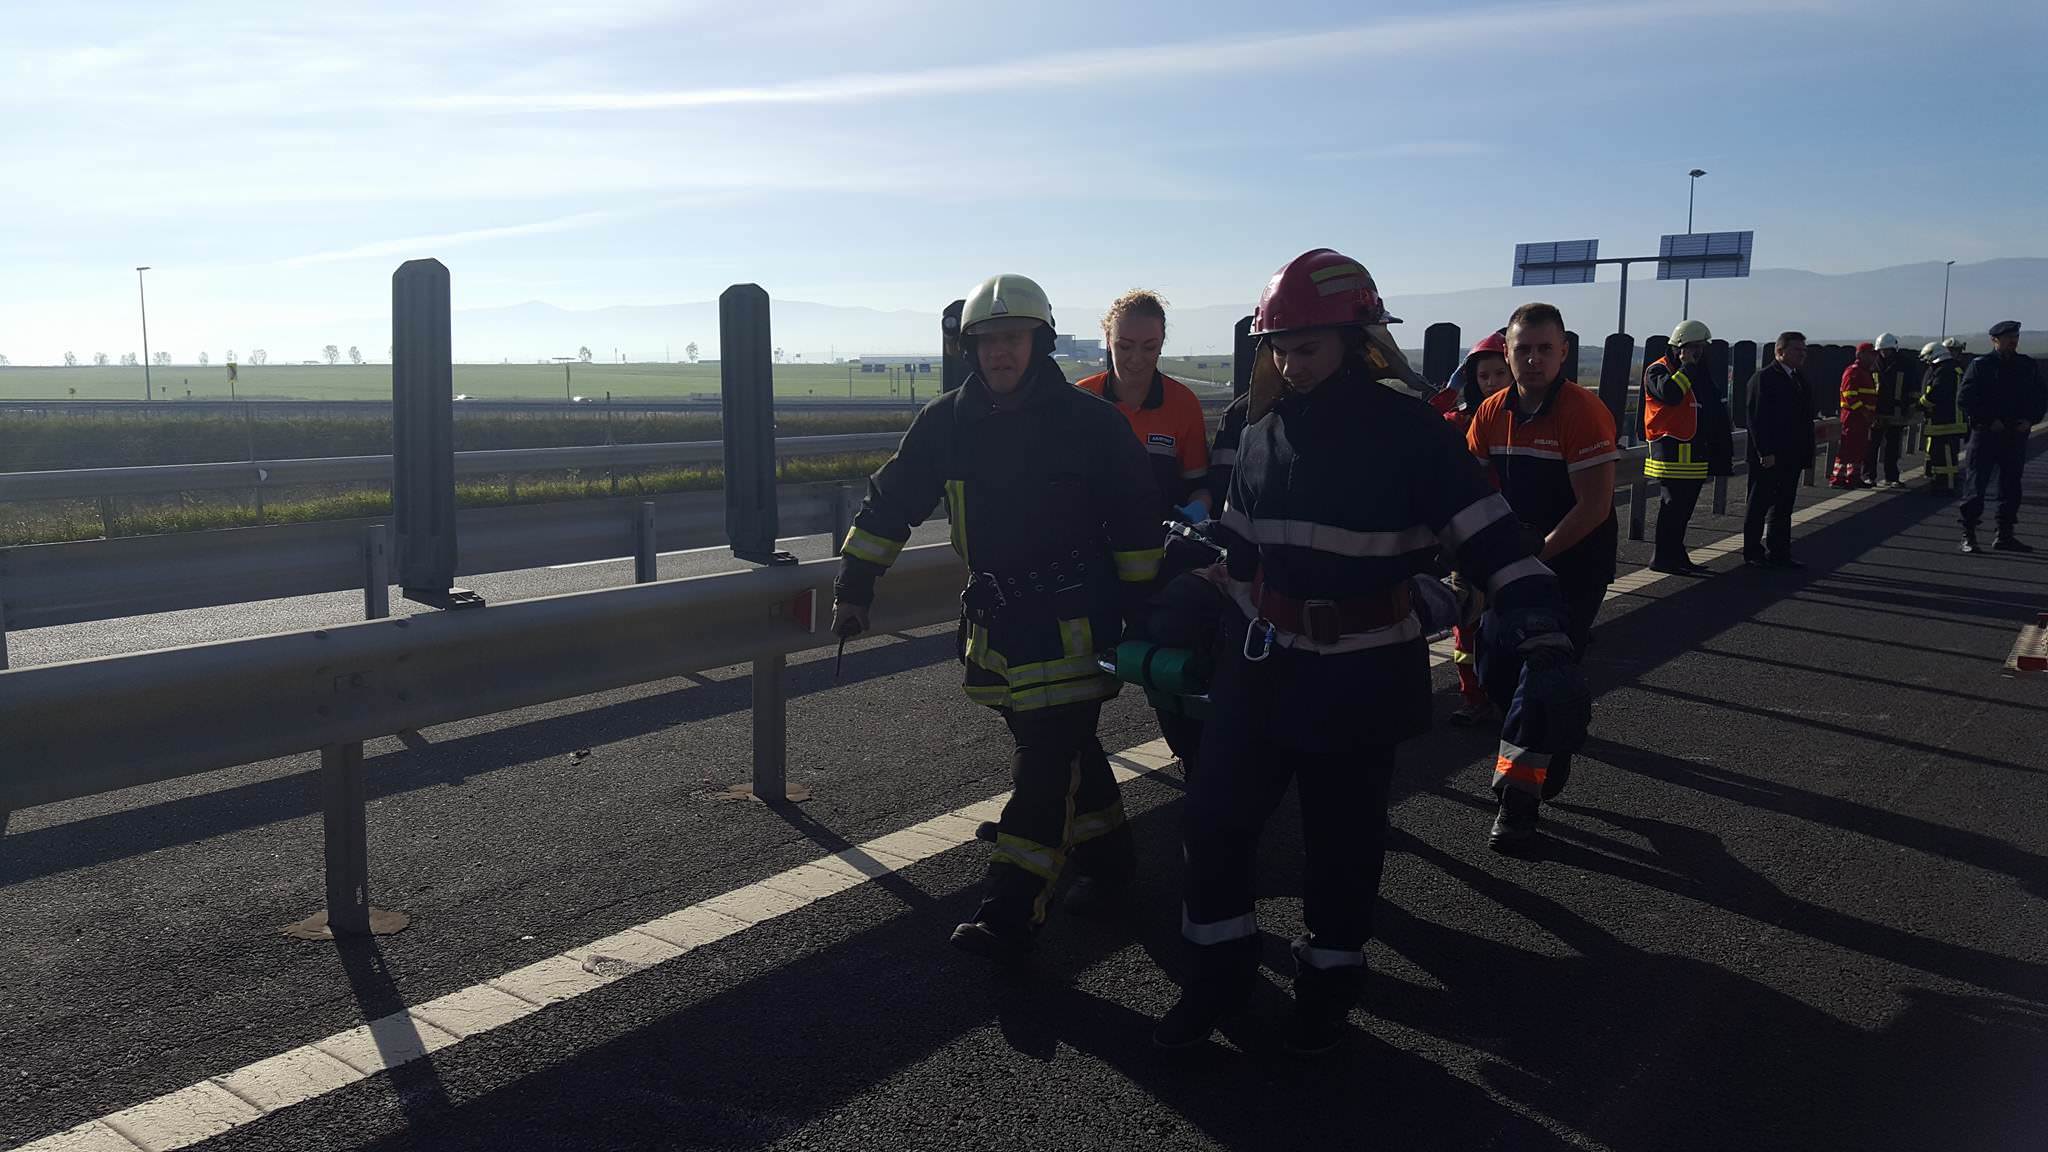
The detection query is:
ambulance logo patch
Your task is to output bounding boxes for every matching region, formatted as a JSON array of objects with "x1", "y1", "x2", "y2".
[{"x1": 1147, "y1": 434, "x2": 1176, "y2": 448}]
